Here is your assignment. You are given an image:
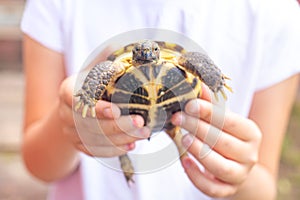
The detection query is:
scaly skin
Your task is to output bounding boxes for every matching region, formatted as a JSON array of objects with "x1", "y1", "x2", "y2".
[
  {"x1": 178, "y1": 52, "x2": 232, "y2": 100},
  {"x1": 75, "y1": 61, "x2": 126, "y2": 118}
]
